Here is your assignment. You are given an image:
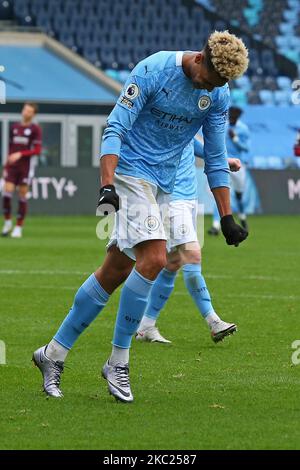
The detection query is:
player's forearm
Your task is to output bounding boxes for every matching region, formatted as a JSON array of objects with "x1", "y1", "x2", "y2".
[
  {"x1": 211, "y1": 187, "x2": 232, "y2": 217},
  {"x1": 100, "y1": 154, "x2": 119, "y2": 186},
  {"x1": 20, "y1": 144, "x2": 42, "y2": 157}
]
